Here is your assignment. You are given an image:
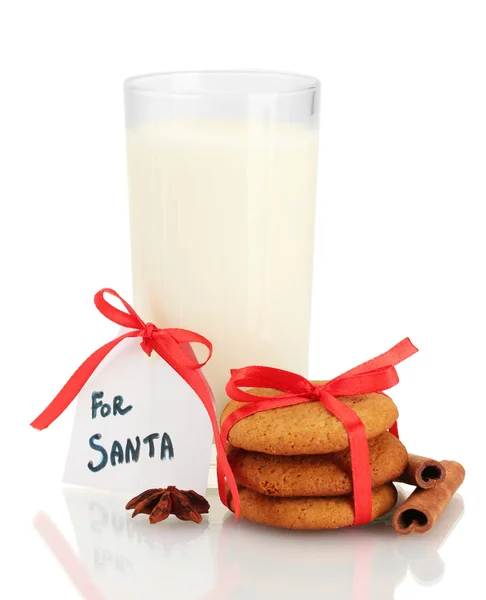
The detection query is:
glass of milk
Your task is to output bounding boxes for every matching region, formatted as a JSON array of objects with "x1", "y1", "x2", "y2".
[{"x1": 124, "y1": 71, "x2": 320, "y2": 415}]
